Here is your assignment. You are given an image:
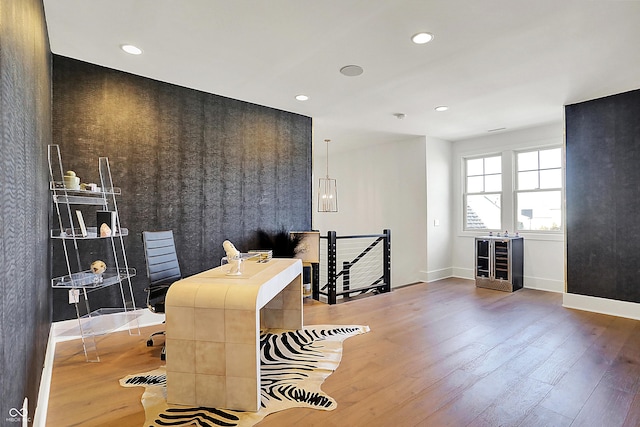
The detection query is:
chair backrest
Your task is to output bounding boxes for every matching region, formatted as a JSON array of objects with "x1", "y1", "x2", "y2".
[{"x1": 142, "y1": 230, "x2": 182, "y2": 287}]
